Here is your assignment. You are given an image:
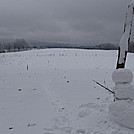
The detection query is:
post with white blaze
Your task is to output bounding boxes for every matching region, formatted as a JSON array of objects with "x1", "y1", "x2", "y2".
[
  {"x1": 116, "y1": 0, "x2": 134, "y2": 69},
  {"x1": 109, "y1": 0, "x2": 134, "y2": 129}
]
